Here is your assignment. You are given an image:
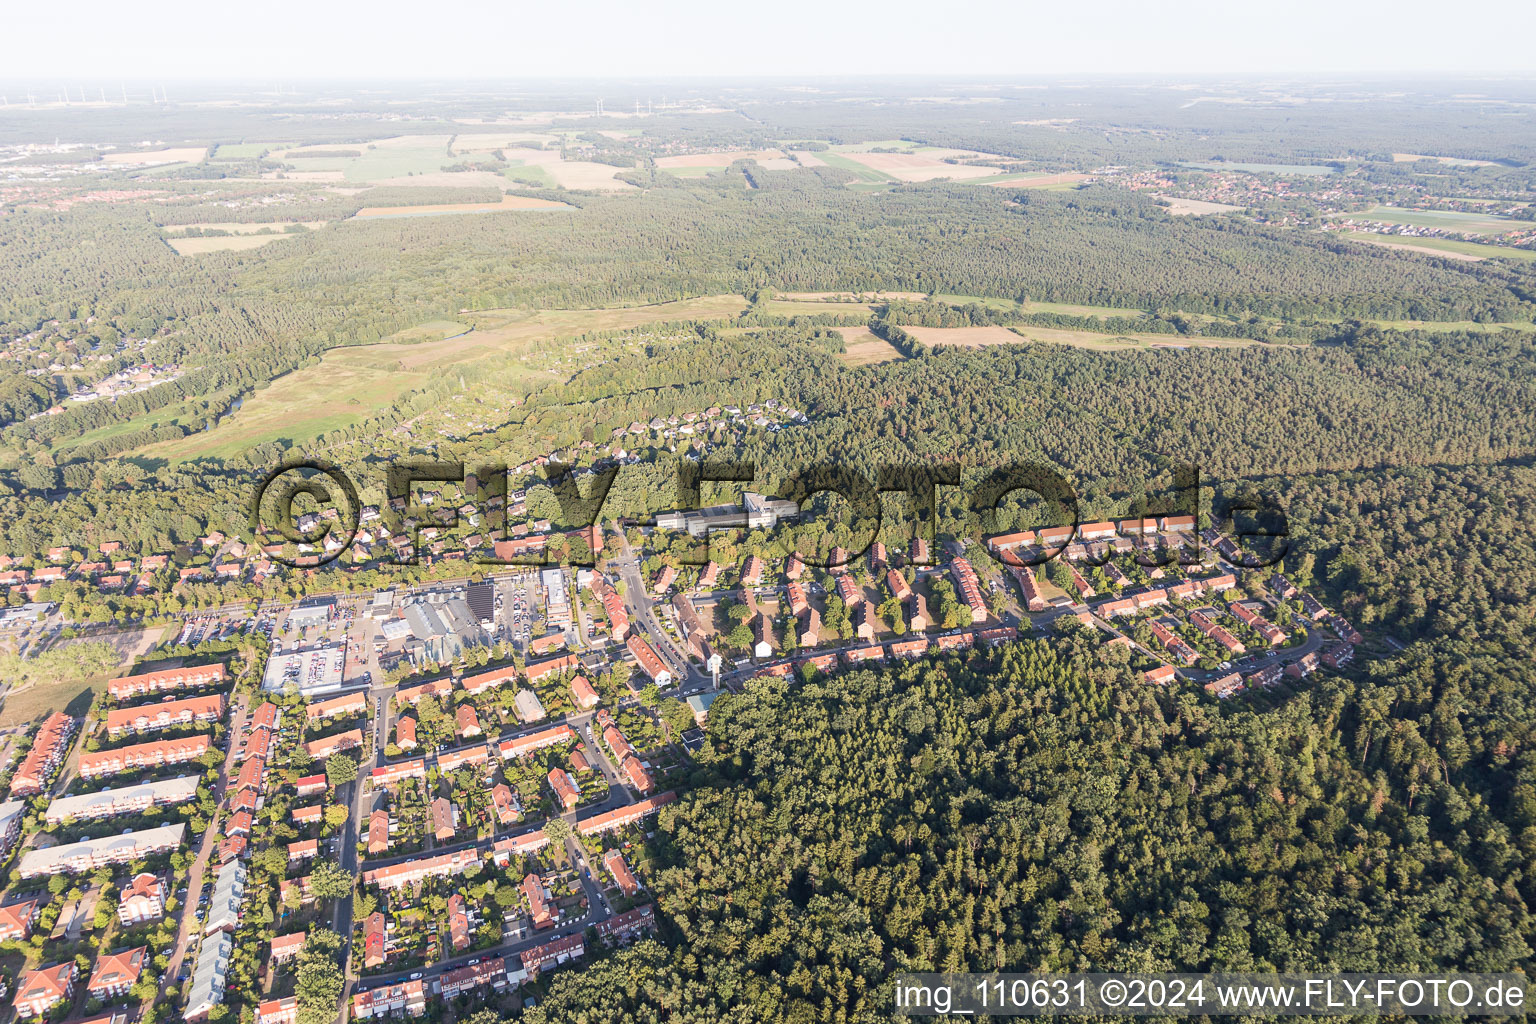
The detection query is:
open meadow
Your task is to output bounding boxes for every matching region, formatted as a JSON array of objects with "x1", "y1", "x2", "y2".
[{"x1": 133, "y1": 295, "x2": 748, "y2": 462}]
